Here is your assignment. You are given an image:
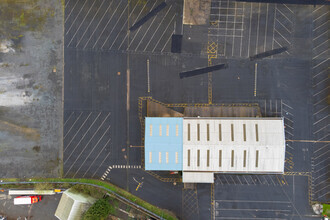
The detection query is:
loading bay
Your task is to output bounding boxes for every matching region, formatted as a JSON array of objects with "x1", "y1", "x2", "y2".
[{"x1": 63, "y1": 0, "x2": 329, "y2": 219}]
